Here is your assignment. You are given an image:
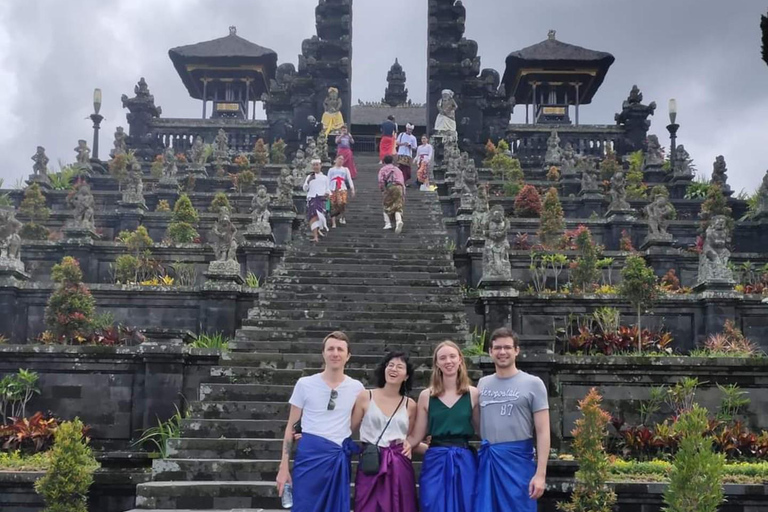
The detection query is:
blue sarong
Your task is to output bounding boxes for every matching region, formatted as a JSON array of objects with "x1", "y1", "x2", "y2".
[
  {"x1": 475, "y1": 439, "x2": 537, "y2": 512},
  {"x1": 418, "y1": 446, "x2": 477, "y2": 512},
  {"x1": 292, "y1": 433, "x2": 359, "y2": 512}
]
